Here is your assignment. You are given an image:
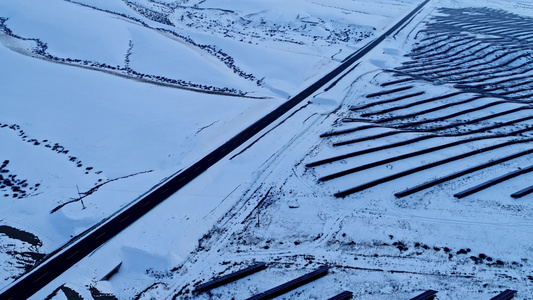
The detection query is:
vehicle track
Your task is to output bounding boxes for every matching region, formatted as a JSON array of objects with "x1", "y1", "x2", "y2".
[{"x1": 0, "y1": 0, "x2": 433, "y2": 297}]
